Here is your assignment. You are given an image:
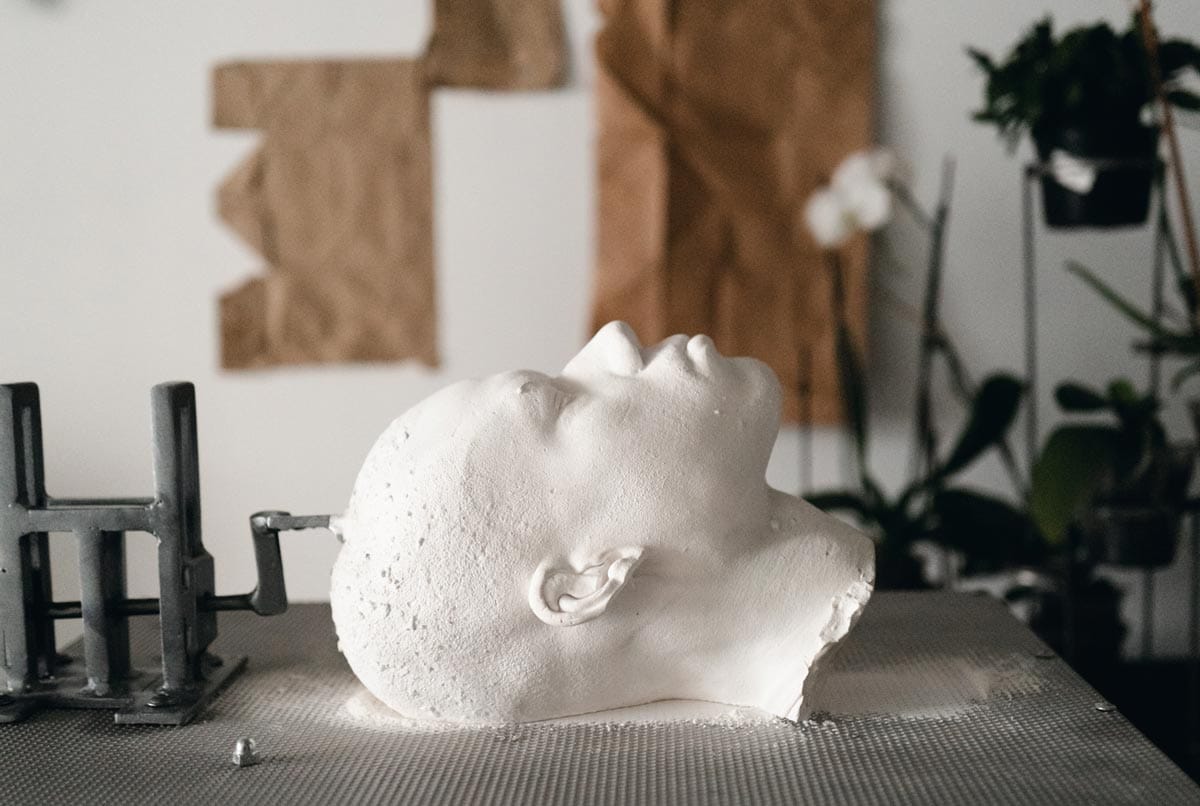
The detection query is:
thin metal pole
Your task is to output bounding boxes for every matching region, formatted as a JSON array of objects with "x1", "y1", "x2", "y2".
[
  {"x1": 797, "y1": 343, "x2": 813, "y2": 494},
  {"x1": 1065, "y1": 526, "x2": 1078, "y2": 662},
  {"x1": 76, "y1": 528, "x2": 130, "y2": 695},
  {"x1": 1143, "y1": 567, "x2": 1155, "y2": 659},
  {"x1": 793, "y1": 242, "x2": 813, "y2": 496},
  {"x1": 1150, "y1": 172, "x2": 1167, "y2": 396},
  {"x1": 1022, "y1": 166, "x2": 1038, "y2": 476},
  {"x1": 1189, "y1": 512, "x2": 1199, "y2": 766},
  {"x1": 1143, "y1": 169, "x2": 1166, "y2": 670},
  {"x1": 908, "y1": 158, "x2": 955, "y2": 487},
  {"x1": 1136, "y1": 1, "x2": 1200, "y2": 310}
]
